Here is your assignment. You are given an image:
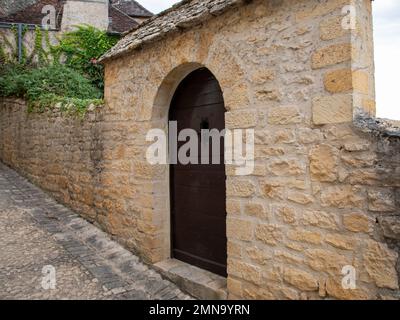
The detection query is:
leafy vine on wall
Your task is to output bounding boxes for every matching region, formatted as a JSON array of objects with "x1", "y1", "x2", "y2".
[
  {"x1": 0, "y1": 25, "x2": 59, "y2": 66},
  {"x1": 0, "y1": 25, "x2": 118, "y2": 118}
]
